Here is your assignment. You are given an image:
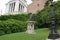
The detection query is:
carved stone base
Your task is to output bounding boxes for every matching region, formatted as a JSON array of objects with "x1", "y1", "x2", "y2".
[{"x1": 26, "y1": 21, "x2": 35, "y2": 34}]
